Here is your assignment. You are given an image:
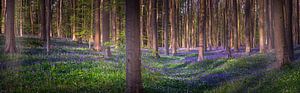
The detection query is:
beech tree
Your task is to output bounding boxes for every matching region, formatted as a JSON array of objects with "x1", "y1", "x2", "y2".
[
  {"x1": 4, "y1": 0, "x2": 16, "y2": 53},
  {"x1": 198, "y1": 0, "x2": 206, "y2": 61},
  {"x1": 94, "y1": 0, "x2": 101, "y2": 51},
  {"x1": 163, "y1": 0, "x2": 169, "y2": 55},
  {"x1": 244, "y1": 0, "x2": 252, "y2": 54},
  {"x1": 273, "y1": 0, "x2": 292, "y2": 69},
  {"x1": 102, "y1": 0, "x2": 112, "y2": 58},
  {"x1": 125, "y1": 0, "x2": 143, "y2": 92}
]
